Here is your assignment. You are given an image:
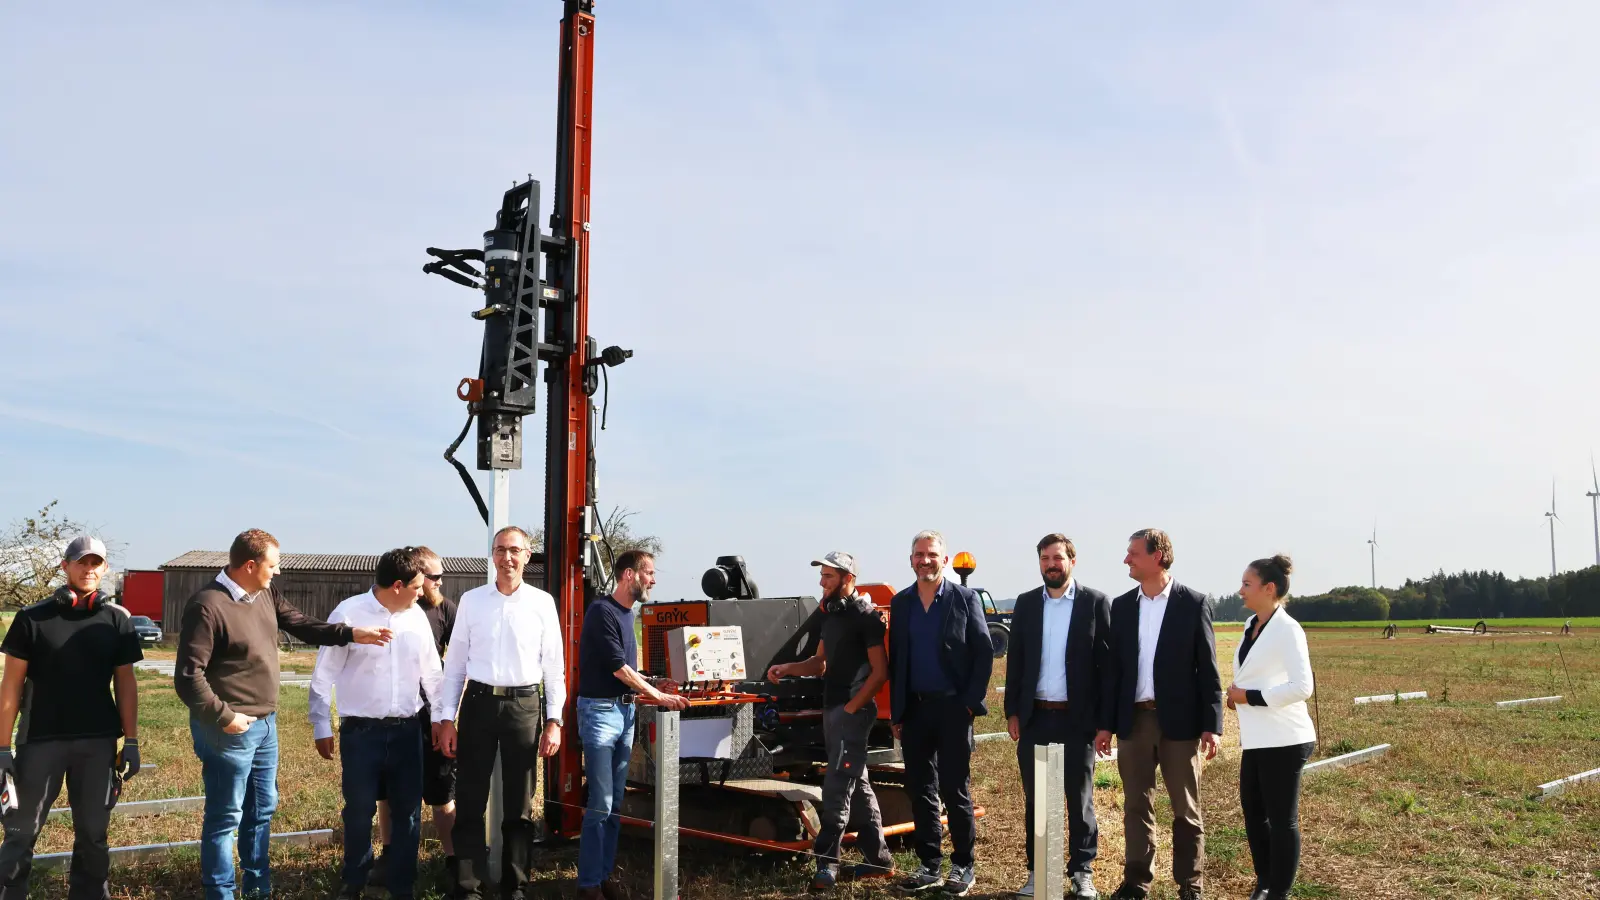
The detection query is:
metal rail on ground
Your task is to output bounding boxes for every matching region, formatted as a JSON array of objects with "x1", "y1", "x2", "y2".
[
  {"x1": 974, "y1": 732, "x2": 1118, "y2": 764},
  {"x1": 1536, "y1": 767, "x2": 1600, "y2": 799},
  {"x1": 48, "y1": 796, "x2": 203, "y2": 821},
  {"x1": 1353, "y1": 691, "x2": 1426, "y2": 704},
  {"x1": 1496, "y1": 695, "x2": 1563, "y2": 708},
  {"x1": 34, "y1": 829, "x2": 332, "y2": 871},
  {"x1": 1304, "y1": 743, "x2": 1390, "y2": 775}
]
